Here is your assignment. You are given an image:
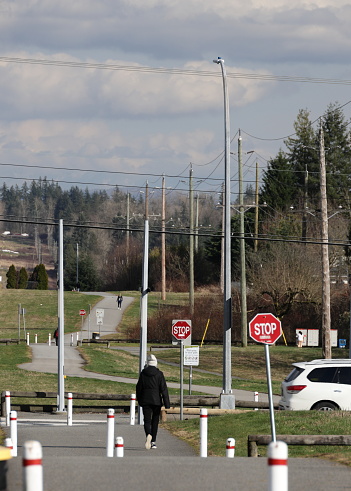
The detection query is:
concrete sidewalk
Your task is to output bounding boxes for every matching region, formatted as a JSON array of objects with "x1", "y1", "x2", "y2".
[{"x1": 3, "y1": 413, "x2": 351, "y2": 491}]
